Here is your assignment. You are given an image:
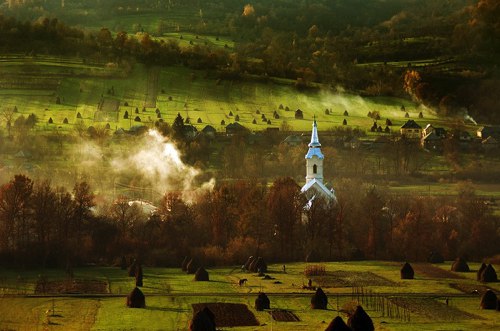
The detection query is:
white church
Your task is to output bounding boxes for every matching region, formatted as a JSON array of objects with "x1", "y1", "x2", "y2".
[{"x1": 300, "y1": 118, "x2": 336, "y2": 203}]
